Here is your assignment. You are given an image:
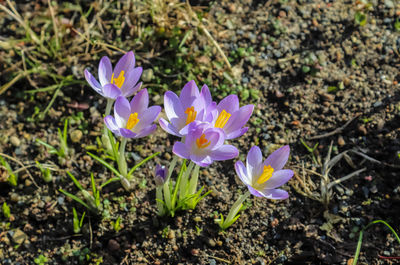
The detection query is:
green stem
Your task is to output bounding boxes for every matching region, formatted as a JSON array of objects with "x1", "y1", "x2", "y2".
[
  {"x1": 179, "y1": 161, "x2": 194, "y2": 200},
  {"x1": 118, "y1": 138, "x2": 128, "y2": 177},
  {"x1": 188, "y1": 164, "x2": 200, "y2": 196},
  {"x1": 162, "y1": 156, "x2": 177, "y2": 212},
  {"x1": 223, "y1": 191, "x2": 251, "y2": 228},
  {"x1": 156, "y1": 186, "x2": 164, "y2": 216}
]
